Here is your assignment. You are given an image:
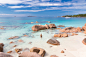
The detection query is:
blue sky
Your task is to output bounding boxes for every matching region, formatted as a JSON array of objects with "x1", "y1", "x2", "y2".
[{"x1": 0, "y1": 0, "x2": 86, "y2": 17}]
